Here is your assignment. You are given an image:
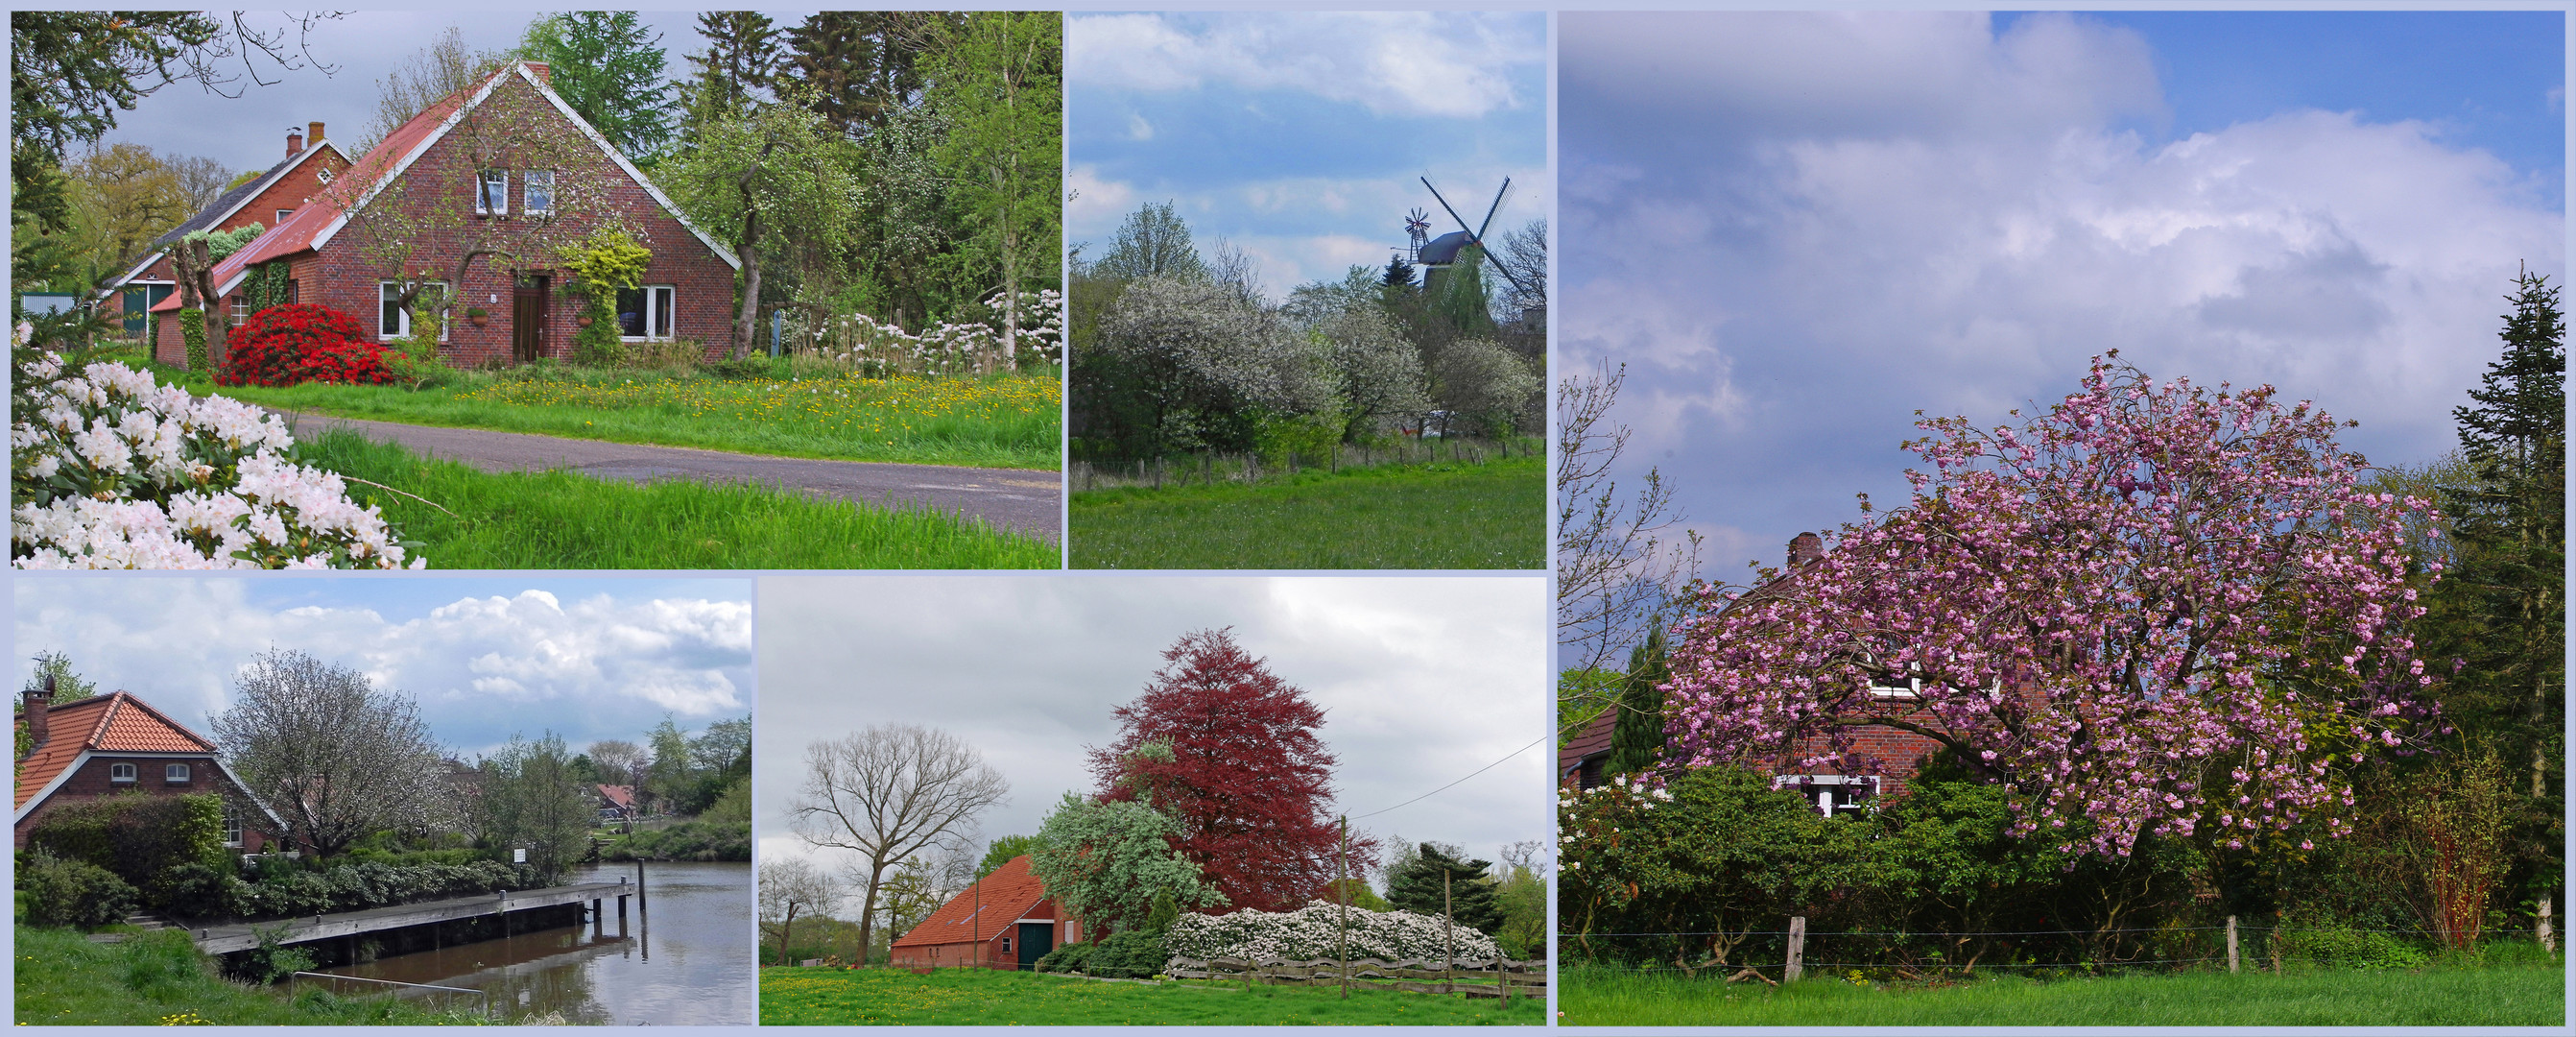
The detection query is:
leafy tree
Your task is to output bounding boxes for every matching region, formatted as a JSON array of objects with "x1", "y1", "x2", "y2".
[
  {"x1": 354, "y1": 28, "x2": 503, "y2": 157},
  {"x1": 519, "y1": 12, "x2": 674, "y2": 160},
  {"x1": 1307, "y1": 294, "x2": 1429, "y2": 443},
  {"x1": 657, "y1": 94, "x2": 861, "y2": 355},
  {"x1": 1661, "y1": 356, "x2": 2441, "y2": 858},
  {"x1": 789, "y1": 723, "x2": 1008, "y2": 969},
  {"x1": 643, "y1": 716, "x2": 692, "y2": 811},
  {"x1": 978, "y1": 833, "x2": 1040, "y2": 878},
  {"x1": 209, "y1": 648, "x2": 452, "y2": 858},
  {"x1": 475, "y1": 731, "x2": 591, "y2": 882},
  {"x1": 923, "y1": 11, "x2": 1061, "y2": 366},
  {"x1": 1094, "y1": 201, "x2": 1204, "y2": 281},
  {"x1": 1431, "y1": 336, "x2": 1539, "y2": 438},
  {"x1": 1384, "y1": 842, "x2": 1503, "y2": 936},
  {"x1": 1029, "y1": 791, "x2": 1225, "y2": 937},
  {"x1": 1491, "y1": 862, "x2": 1545, "y2": 959},
  {"x1": 68, "y1": 143, "x2": 192, "y2": 274},
  {"x1": 1085, "y1": 276, "x2": 1331, "y2": 458},
  {"x1": 1091, "y1": 628, "x2": 1362, "y2": 913},
  {"x1": 1603, "y1": 626, "x2": 1670, "y2": 778},
  {"x1": 21, "y1": 649, "x2": 99, "y2": 704}
]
